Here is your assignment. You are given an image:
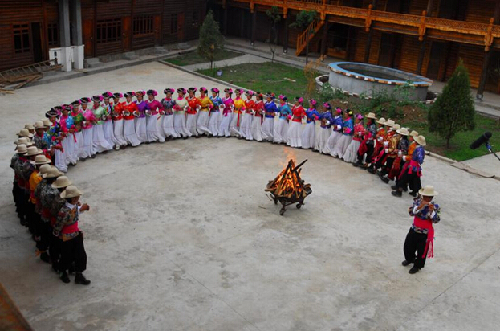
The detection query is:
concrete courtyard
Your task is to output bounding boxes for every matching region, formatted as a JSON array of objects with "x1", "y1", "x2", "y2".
[{"x1": 0, "y1": 62, "x2": 500, "y2": 331}]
